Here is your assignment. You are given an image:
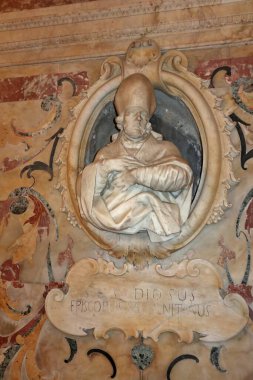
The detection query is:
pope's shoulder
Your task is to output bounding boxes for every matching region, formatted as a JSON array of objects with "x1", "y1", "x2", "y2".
[
  {"x1": 147, "y1": 134, "x2": 181, "y2": 158},
  {"x1": 94, "y1": 133, "x2": 182, "y2": 162},
  {"x1": 94, "y1": 139, "x2": 120, "y2": 161}
]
